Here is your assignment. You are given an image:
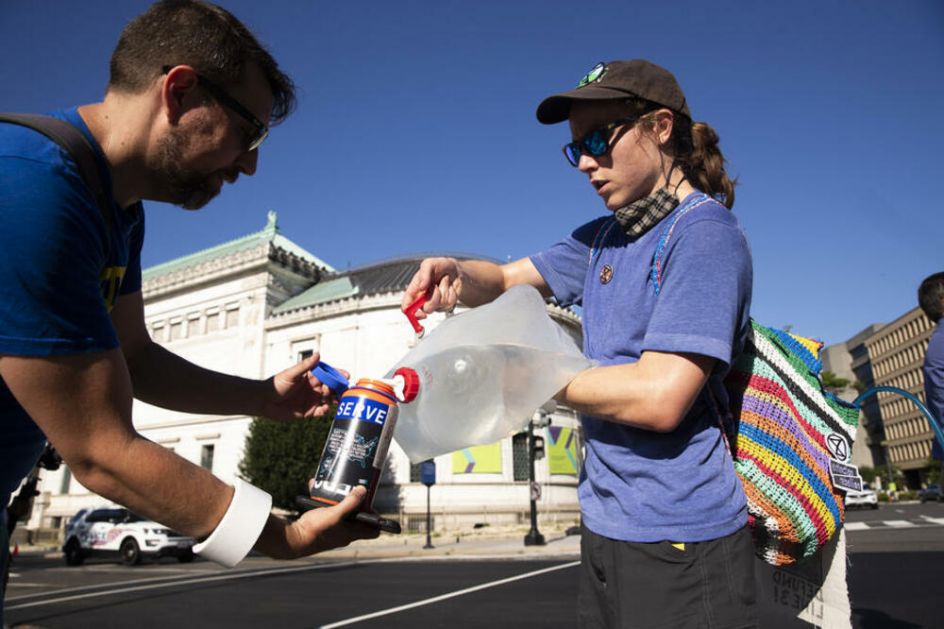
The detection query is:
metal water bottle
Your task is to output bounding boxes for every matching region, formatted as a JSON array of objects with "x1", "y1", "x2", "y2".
[{"x1": 306, "y1": 363, "x2": 418, "y2": 525}]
